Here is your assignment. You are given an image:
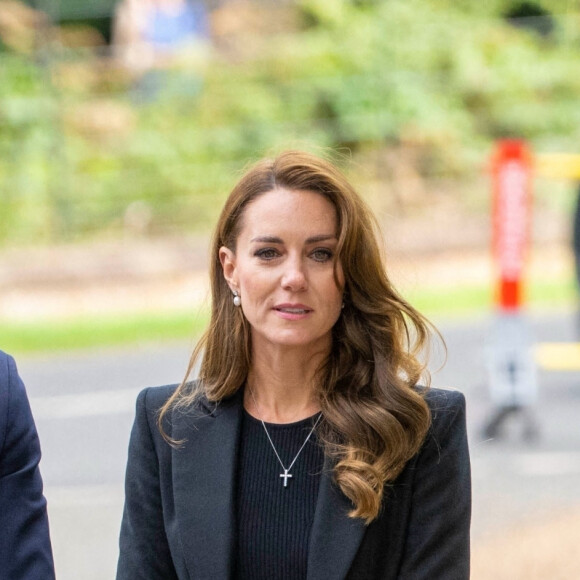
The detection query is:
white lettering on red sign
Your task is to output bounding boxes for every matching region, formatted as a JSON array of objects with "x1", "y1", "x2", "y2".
[{"x1": 496, "y1": 160, "x2": 528, "y2": 280}]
